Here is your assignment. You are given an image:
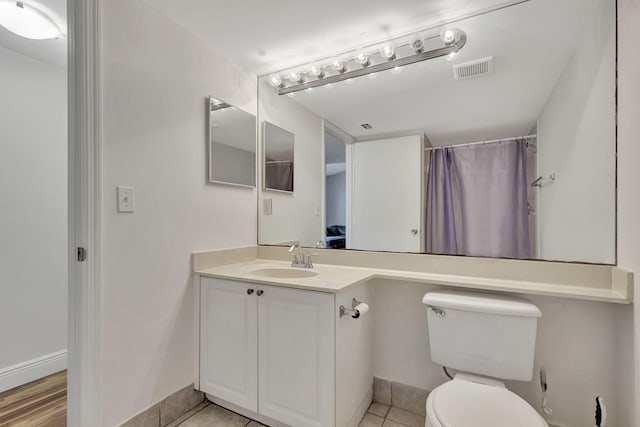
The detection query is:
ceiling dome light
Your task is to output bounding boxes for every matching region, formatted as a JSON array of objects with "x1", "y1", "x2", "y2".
[
  {"x1": 380, "y1": 42, "x2": 396, "y2": 61},
  {"x1": 288, "y1": 72, "x2": 304, "y2": 84},
  {"x1": 440, "y1": 28, "x2": 461, "y2": 45},
  {"x1": 354, "y1": 50, "x2": 370, "y2": 67},
  {"x1": 409, "y1": 33, "x2": 424, "y2": 53},
  {"x1": 309, "y1": 65, "x2": 325, "y2": 79},
  {"x1": 268, "y1": 74, "x2": 284, "y2": 88},
  {"x1": 331, "y1": 58, "x2": 347, "y2": 73},
  {"x1": 0, "y1": 1, "x2": 62, "y2": 40}
]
